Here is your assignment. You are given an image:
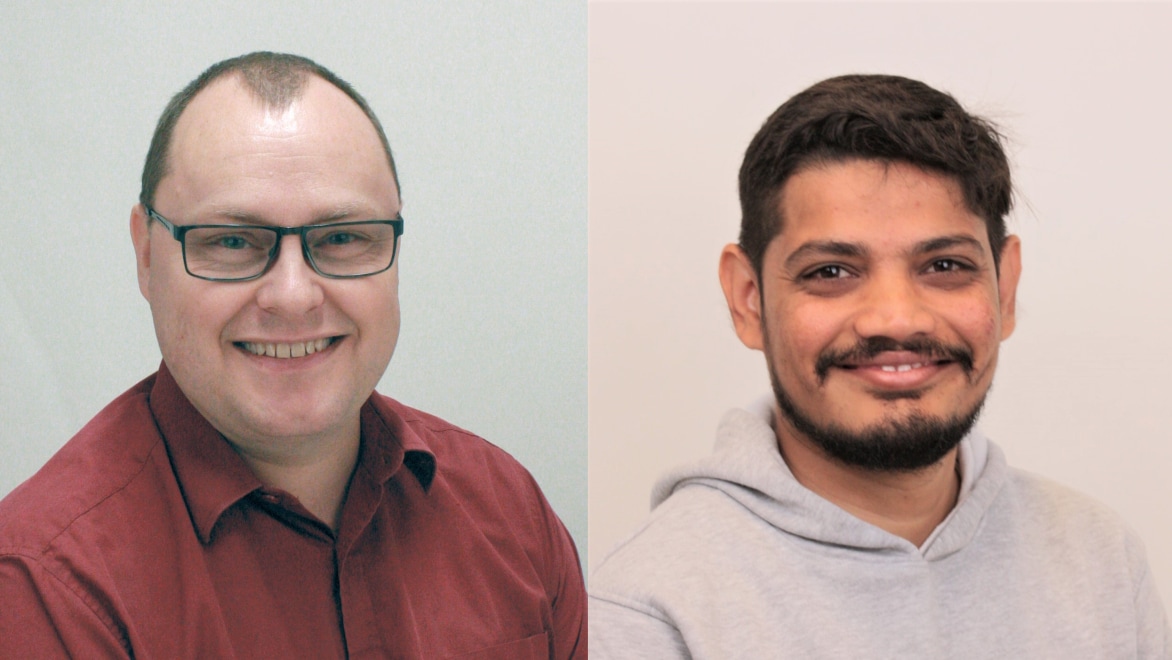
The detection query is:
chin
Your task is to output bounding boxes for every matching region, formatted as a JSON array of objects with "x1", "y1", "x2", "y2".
[{"x1": 772, "y1": 372, "x2": 987, "y2": 473}]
